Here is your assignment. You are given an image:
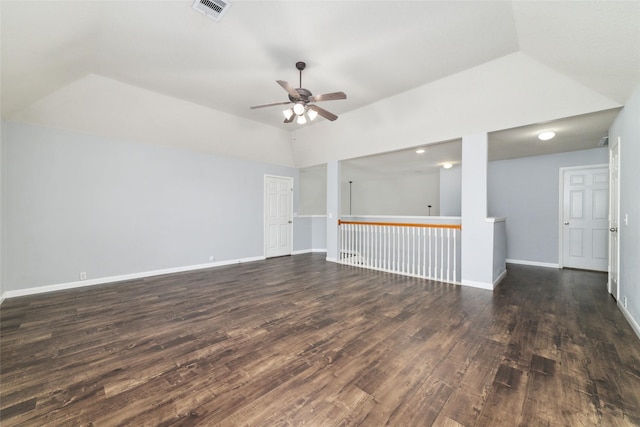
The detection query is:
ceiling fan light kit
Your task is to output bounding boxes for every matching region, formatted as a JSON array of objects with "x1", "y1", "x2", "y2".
[
  {"x1": 250, "y1": 61, "x2": 347, "y2": 124},
  {"x1": 293, "y1": 102, "x2": 306, "y2": 116},
  {"x1": 282, "y1": 109, "x2": 294, "y2": 120}
]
